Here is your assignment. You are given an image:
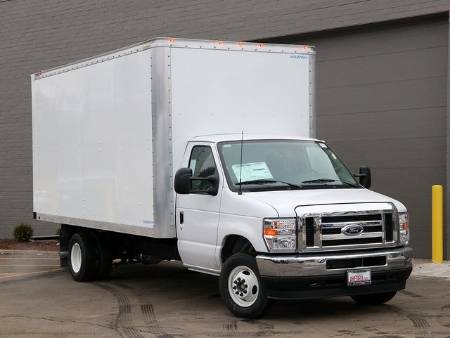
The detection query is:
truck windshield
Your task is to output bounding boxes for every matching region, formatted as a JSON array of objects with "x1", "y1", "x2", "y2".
[{"x1": 217, "y1": 140, "x2": 360, "y2": 192}]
